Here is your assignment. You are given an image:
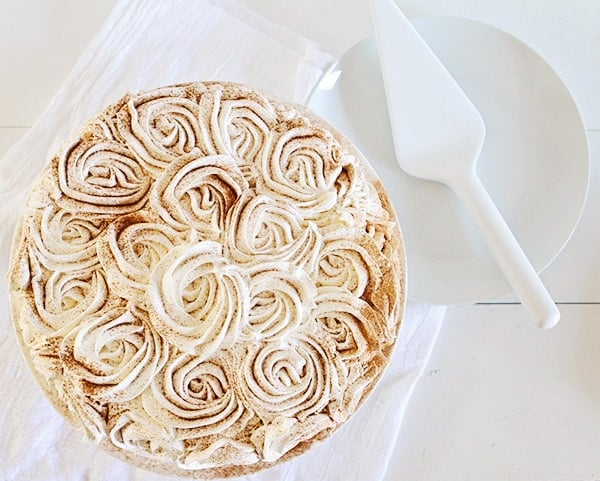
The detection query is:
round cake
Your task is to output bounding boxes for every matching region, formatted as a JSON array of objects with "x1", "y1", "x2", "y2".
[{"x1": 7, "y1": 81, "x2": 406, "y2": 477}]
